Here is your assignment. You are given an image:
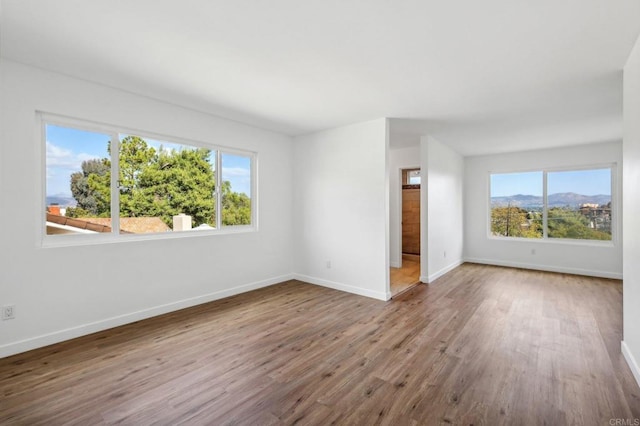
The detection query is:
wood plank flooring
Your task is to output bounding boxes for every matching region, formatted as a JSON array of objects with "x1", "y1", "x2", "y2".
[{"x1": 1, "y1": 263, "x2": 639, "y2": 425}]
